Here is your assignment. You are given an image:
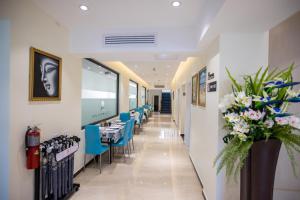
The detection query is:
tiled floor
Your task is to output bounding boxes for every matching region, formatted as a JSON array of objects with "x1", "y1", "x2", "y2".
[{"x1": 72, "y1": 113, "x2": 203, "y2": 200}]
